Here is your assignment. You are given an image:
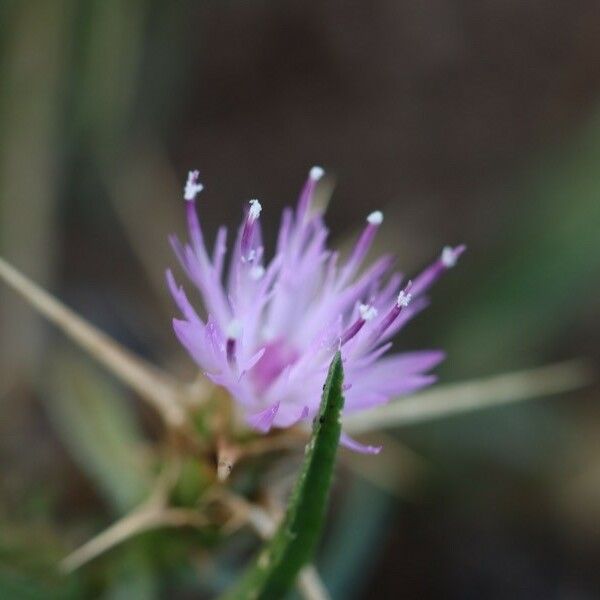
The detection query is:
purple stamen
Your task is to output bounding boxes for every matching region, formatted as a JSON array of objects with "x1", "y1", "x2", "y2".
[
  {"x1": 240, "y1": 199, "x2": 262, "y2": 260},
  {"x1": 185, "y1": 199, "x2": 205, "y2": 257},
  {"x1": 225, "y1": 320, "x2": 242, "y2": 364},
  {"x1": 340, "y1": 211, "x2": 383, "y2": 285},
  {"x1": 410, "y1": 244, "x2": 466, "y2": 297},
  {"x1": 339, "y1": 303, "x2": 378, "y2": 345},
  {"x1": 296, "y1": 166, "x2": 324, "y2": 224},
  {"x1": 340, "y1": 319, "x2": 366, "y2": 345},
  {"x1": 226, "y1": 338, "x2": 236, "y2": 364},
  {"x1": 184, "y1": 170, "x2": 203, "y2": 201},
  {"x1": 370, "y1": 282, "x2": 412, "y2": 342}
]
